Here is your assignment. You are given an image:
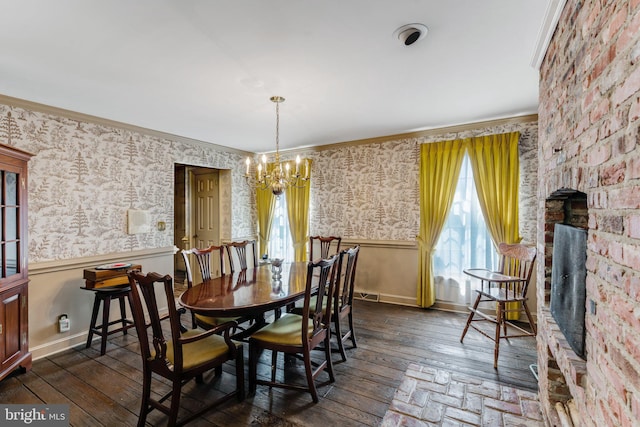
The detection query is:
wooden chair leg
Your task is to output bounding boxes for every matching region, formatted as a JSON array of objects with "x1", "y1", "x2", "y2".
[
  {"x1": 522, "y1": 301, "x2": 537, "y2": 335},
  {"x1": 168, "y1": 381, "x2": 181, "y2": 427},
  {"x1": 348, "y1": 311, "x2": 357, "y2": 348},
  {"x1": 494, "y1": 303, "x2": 504, "y2": 369},
  {"x1": 248, "y1": 342, "x2": 257, "y2": 396},
  {"x1": 271, "y1": 350, "x2": 278, "y2": 383},
  {"x1": 137, "y1": 368, "x2": 152, "y2": 427},
  {"x1": 324, "y1": 334, "x2": 335, "y2": 383},
  {"x1": 461, "y1": 293, "x2": 481, "y2": 342},
  {"x1": 335, "y1": 317, "x2": 348, "y2": 362},
  {"x1": 303, "y1": 352, "x2": 319, "y2": 403}
]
